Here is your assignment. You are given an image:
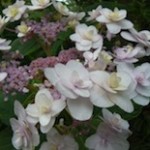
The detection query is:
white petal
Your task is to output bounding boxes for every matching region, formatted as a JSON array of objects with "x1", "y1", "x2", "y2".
[
  {"x1": 85, "y1": 134, "x2": 100, "y2": 149},
  {"x1": 51, "y1": 100, "x2": 66, "y2": 116},
  {"x1": 90, "y1": 85, "x2": 114, "y2": 107},
  {"x1": 110, "y1": 137, "x2": 130, "y2": 150},
  {"x1": 27, "y1": 5, "x2": 43, "y2": 10},
  {"x1": 119, "y1": 19, "x2": 133, "y2": 29},
  {"x1": 118, "y1": 10, "x2": 127, "y2": 19},
  {"x1": 12, "y1": 134, "x2": 22, "y2": 150},
  {"x1": 29, "y1": 124, "x2": 40, "y2": 146},
  {"x1": 73, "y1": 88, "x2": 90, "y2": 97},
  {"x1": 90, "y1": 71, "x2": 109, "y2": 86},
  {"x1": 0, "y1": 72, "x2": 7, "y2": 81},
  {"x1": 35, "y1": 88, "x2": 53, "y2": 107},
  {"x1": 14, "y1": 101, "x2": 26, "y2": 120},
  {"x1": 76, "y1": 42, "x2": 91, "y2": 51},
  {"x1": 26, "y1": 104, "x2": 39, "y2": 118},
  {"x1": 39, "y1": 114, "x2": 51, "y2": 126},
  {"x1": 115, "y1": 72, "x2": 131, "y2": 91},
  {"x1": 109, "y1": 94, "x2": 134, "y2": 113},
  {"x1": 55, "y1": 82, "x2": 77, "y2": 99},
  {"x1": 67, "y1": 98, "x2": 93, "y2": 121},
  {"x1": 136, "y1": 86, "x2": 150, "y2": 97},
  {"x1": 26, "y1": 116, "x2": 38, "y2": 124},
  {"x1": 70, "y1": 34, "x2": 82, "y2": 42},
  {"x1": 106, "y1": 23, "x2": 121, "y2": 34},
  {"x1": 55, "y1": 63, "x2": 73, "y2": 87},
  {"x1": 44, "y1": 68, "x2": 60, "y2": 86},
  {"x1": 76, "y1": 24, "x2": 87, "y2": 33},
  {"x1": 10, "y1": 118, "x2": 20, "y2": 131},
  {"x1": 133, "y1": 95, "x2": 150, "y2": 106},
  {"x1": 117, "y1": 63, "x2": 134, "y2": 73},
  {"x1": 67, "y1": 60, "x2": 89, "y2": 78},
  {"x1": 0, "y1": 45, "x2": 11, "y2": 50},
  {"x1": 121, "y1": 31, "x2": 137, "y2": 42},
  {"x1": 40, "y1": 117, "x2": 55, "y2": 133},
  {"x1": 96, "y1": 15, "x2": 110, "y2": 23},
  {"x1": 102, "y1": 108, "x2": 113, "y2": 121}
]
